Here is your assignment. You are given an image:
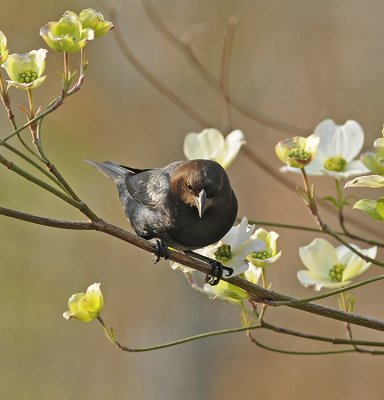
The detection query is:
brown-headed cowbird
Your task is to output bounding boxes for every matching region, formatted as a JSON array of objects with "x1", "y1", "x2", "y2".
[{"x1": 86, "y1": 159, "x2": 238, "y2": 283}]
